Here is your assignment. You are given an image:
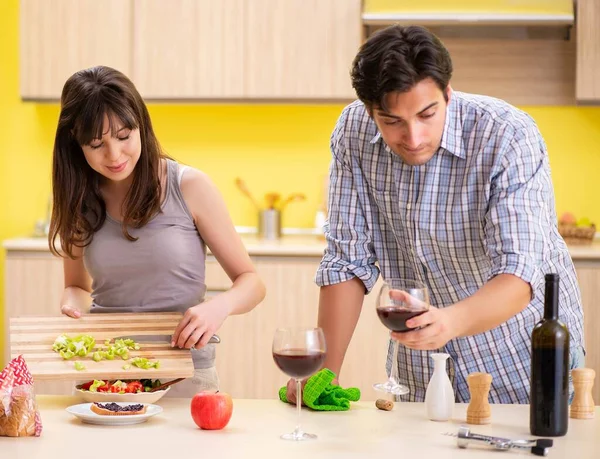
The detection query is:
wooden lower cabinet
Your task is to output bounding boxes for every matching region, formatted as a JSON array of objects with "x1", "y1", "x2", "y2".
[
  {"x1": 4, "y1": 249, "x2": 598, "y2": 403},
  {"x1": 574, "y1": 262, "x2": 600, "y2": 403},
  {"x1": 208, "y1": 258, "x2": 387, "y2": 401}
]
